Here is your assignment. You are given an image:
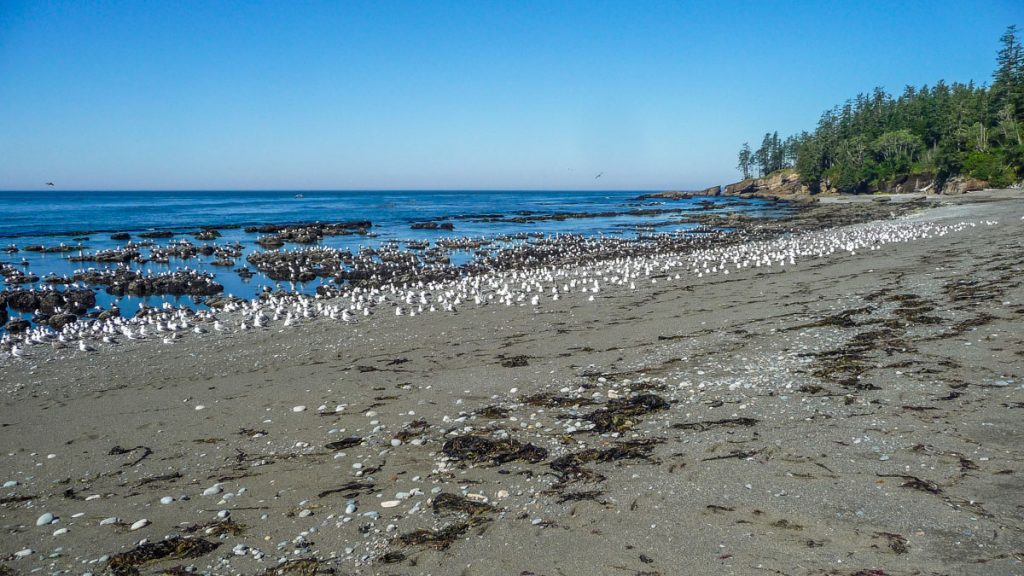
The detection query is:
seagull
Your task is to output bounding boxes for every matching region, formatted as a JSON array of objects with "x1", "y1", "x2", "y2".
[
  {"x1": 595, "y1": 172, "x2": 603, "y2": 179},
  {"x1": 79, "y1": 340, "x2": 96, "y2": 352},
  {"x1": 46, "y1": 182, "x2": 55, "y2": 186}
]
